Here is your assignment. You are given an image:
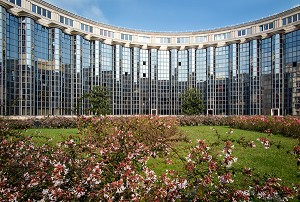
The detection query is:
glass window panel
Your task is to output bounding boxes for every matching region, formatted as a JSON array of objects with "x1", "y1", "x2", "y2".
[
  {"x1": 60, "y1": 16, "x2": 64, "y2": 23},
  {"x1": 293, "y1": 14, "x2": 298, "y2": 22},
  {"x1": 37, "y1": 6, "x2": 41, "y2": 15},
  {"x1": 47, "y1": 11, "x2": 51, "y2": 19},
  {"x1": 16, "y1": 0, "x2": 21, "y2": 6},
  {"x1": 32, "y1": 4, "x2": 36, "y2": 13},
  {"x1": 269, "y1": 22, "x2": 273, "y2": 29},
  {"x1": 42, "y1": 8, "x2": 46, "y2": 17}
]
